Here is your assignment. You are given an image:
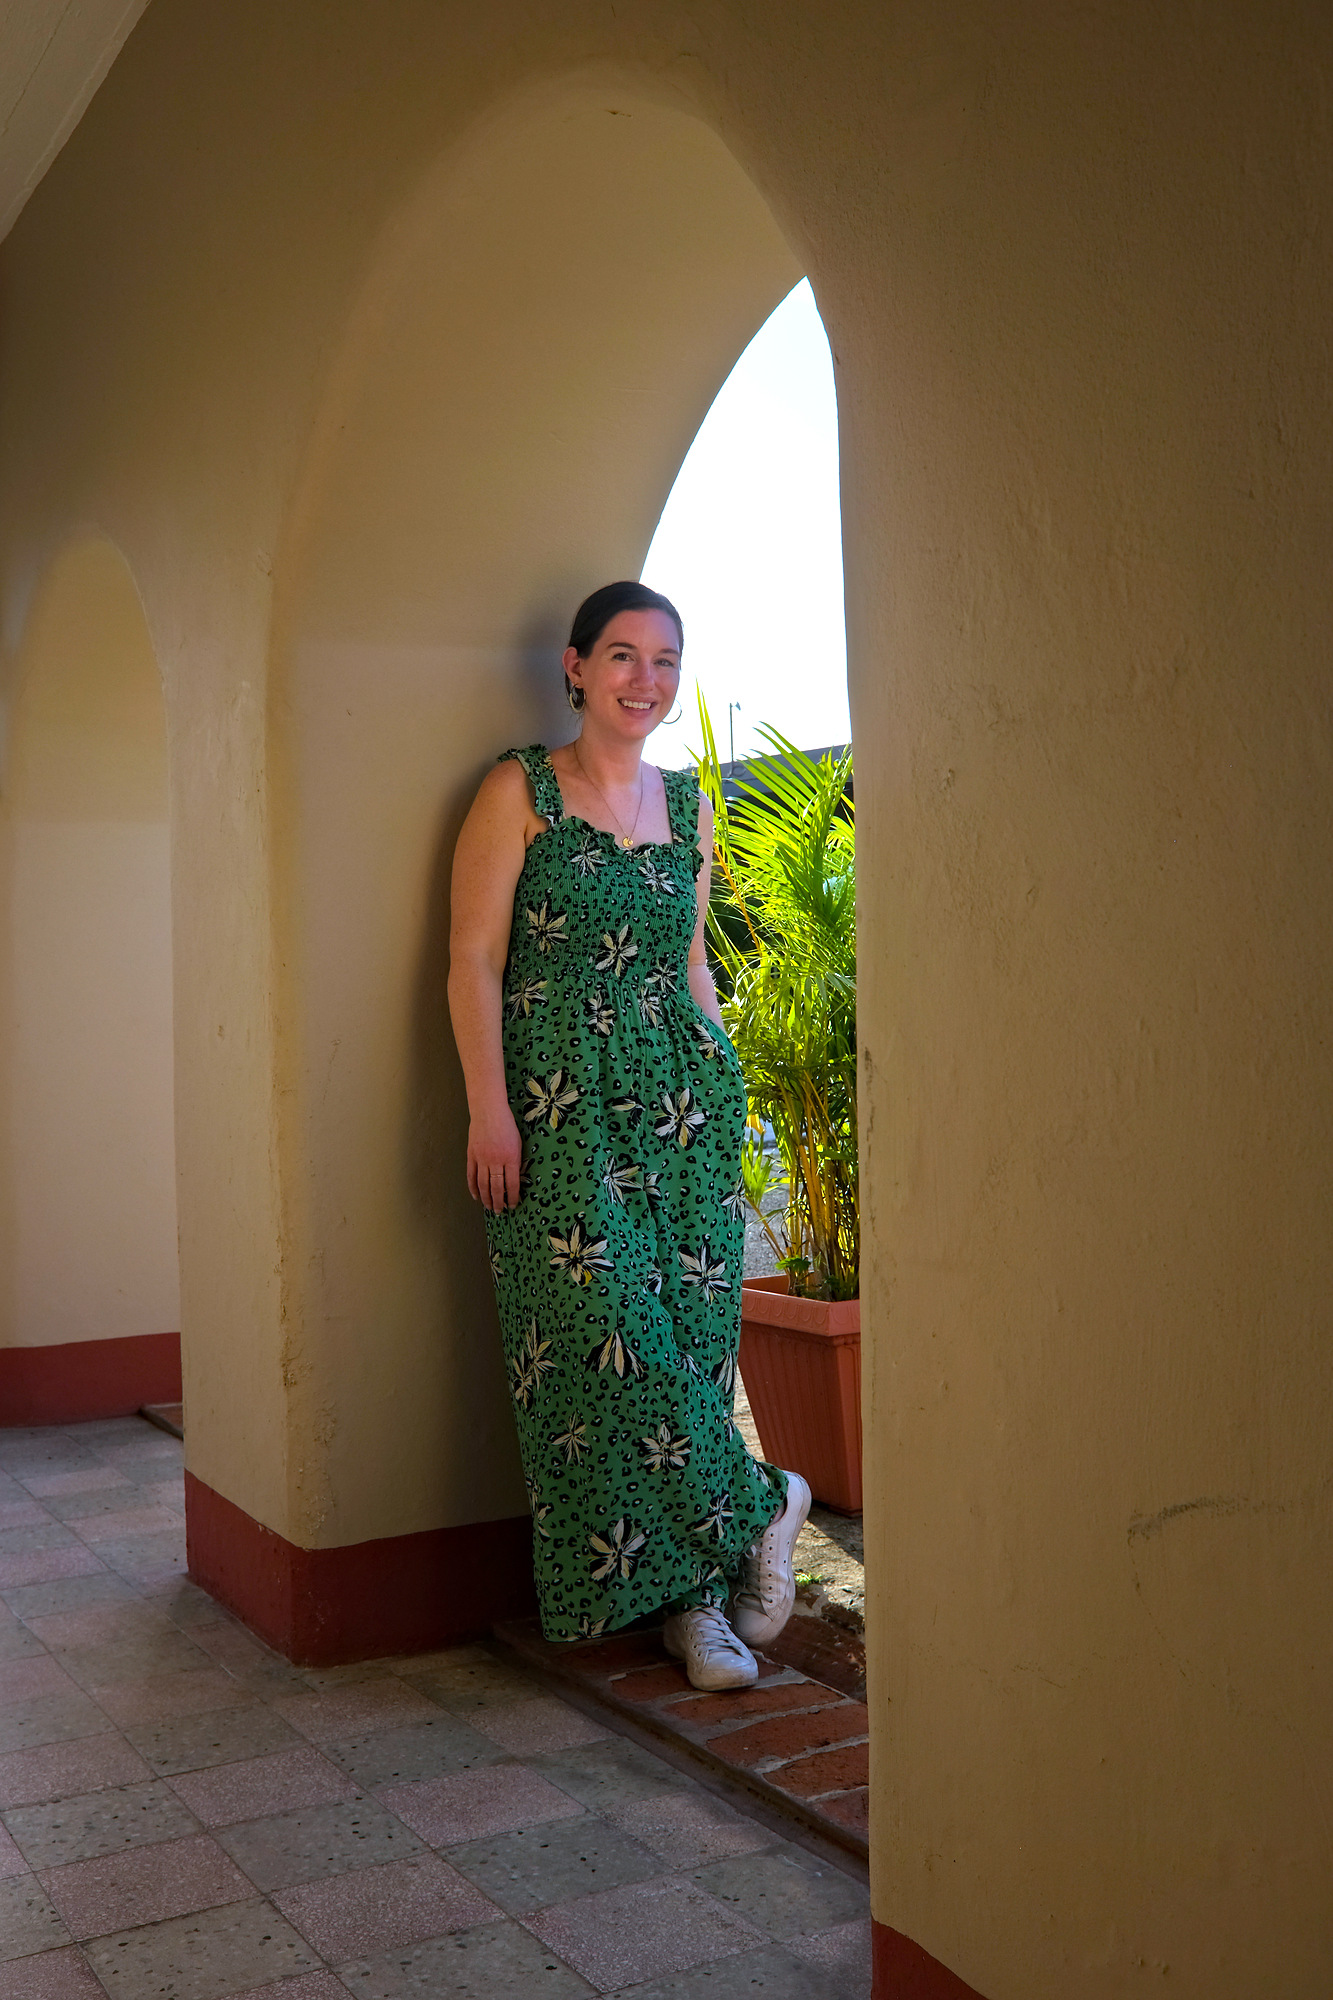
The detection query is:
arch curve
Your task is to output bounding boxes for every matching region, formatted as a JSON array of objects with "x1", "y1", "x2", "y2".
[{"x1": 260, "y1": 77, "x2": 801, "y2": 1550}]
